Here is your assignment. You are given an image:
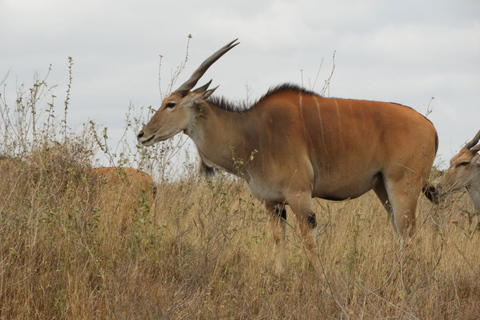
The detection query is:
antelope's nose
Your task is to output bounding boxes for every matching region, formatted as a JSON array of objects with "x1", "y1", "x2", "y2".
[{"x1": 137, "y1": 131, "x2": 144, "y2": 141}]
